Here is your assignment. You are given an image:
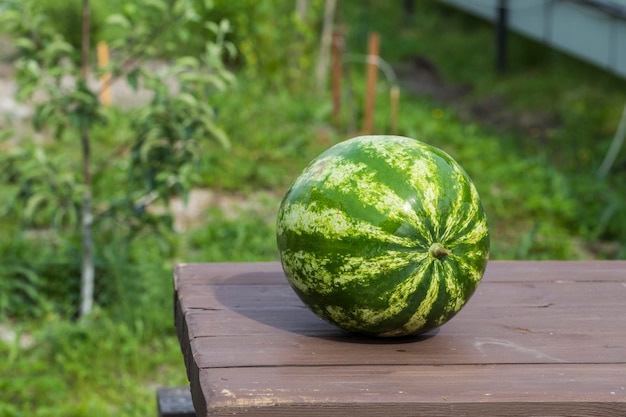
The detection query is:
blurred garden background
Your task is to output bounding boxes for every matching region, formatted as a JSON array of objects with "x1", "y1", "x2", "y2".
[{"x1": 1, "y1": 1, "x2": 625, "y2": 415}]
